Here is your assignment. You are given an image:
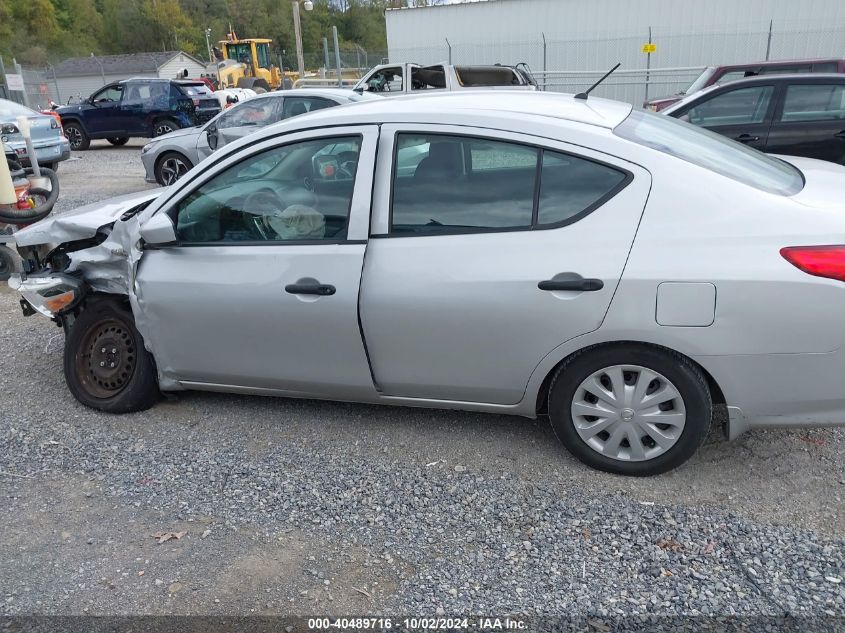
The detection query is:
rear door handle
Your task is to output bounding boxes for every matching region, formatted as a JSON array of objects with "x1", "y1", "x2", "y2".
[
  {"x1": 734, "y1": 134, "x2": 760, "y2": 143},
  {"x1": 834, "y1": 130, "x2": 845, "y2": 139},
  {"x1": 538, "y1": 278, "x2": 604, "y2": 292},
  {"x1": 285, "y1": 283, "x2": 336, "y2": 296}
]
